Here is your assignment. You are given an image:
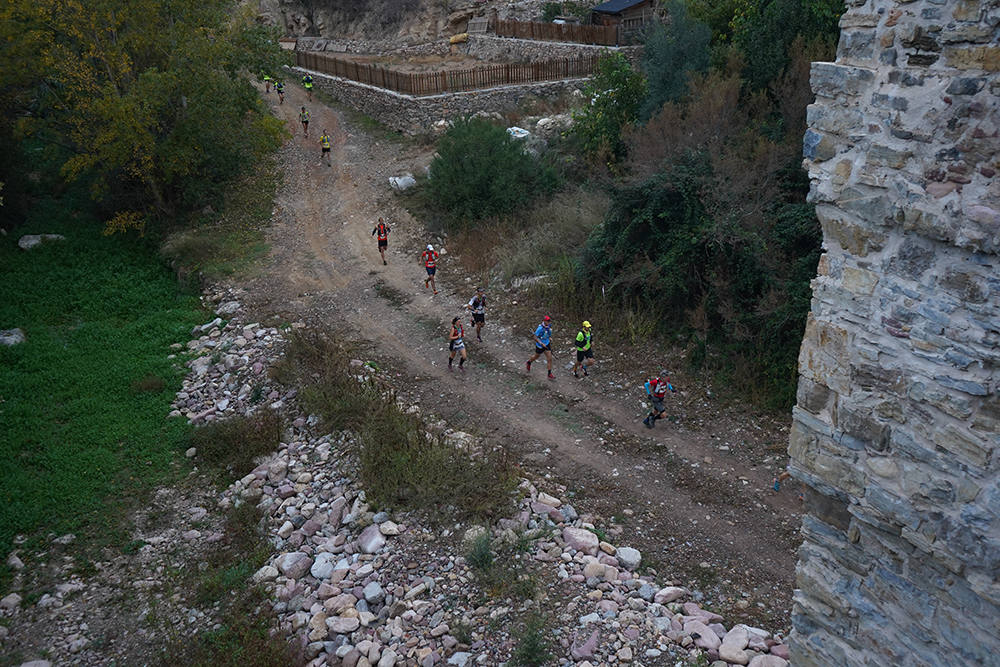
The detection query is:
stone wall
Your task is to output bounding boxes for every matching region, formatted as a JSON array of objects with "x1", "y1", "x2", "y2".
[
  {"x1": 463, "y1": 34, "x2": 642, "y2": 64},
  {"x1": 790, "y1": 1, "x2": 999, "y2": 665},
  {"x1": 295, "y1": 66, "x2": 583, "y2": 134}
]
